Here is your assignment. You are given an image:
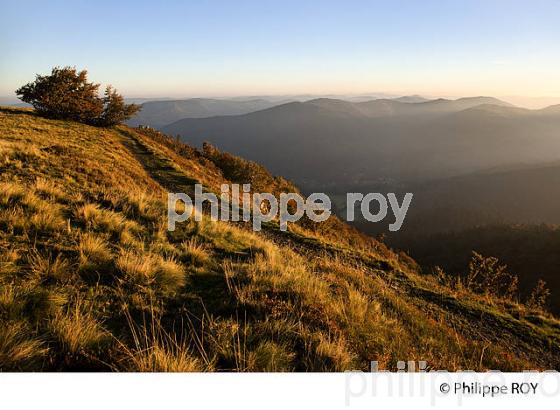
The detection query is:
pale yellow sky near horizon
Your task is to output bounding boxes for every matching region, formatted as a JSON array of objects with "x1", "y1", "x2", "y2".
[{"x1": 3, "y1": 0, "x2": 560, "y2": 110}]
